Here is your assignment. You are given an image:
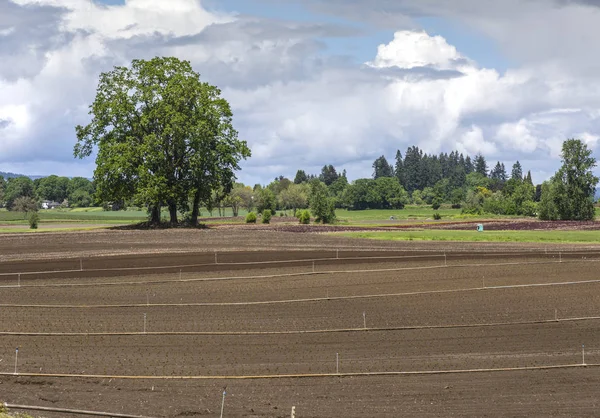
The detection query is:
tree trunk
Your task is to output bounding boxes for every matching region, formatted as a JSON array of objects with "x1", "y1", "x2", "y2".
[
  {"x1": 191, "y1": 190, "x2": 201, "y2": 226},
  {"x1": 149, "y1": 204, "x2": 161, "y2": 225},
  {"x1": 168, "y1": 201, "x2": 178, "y2": 225}
]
